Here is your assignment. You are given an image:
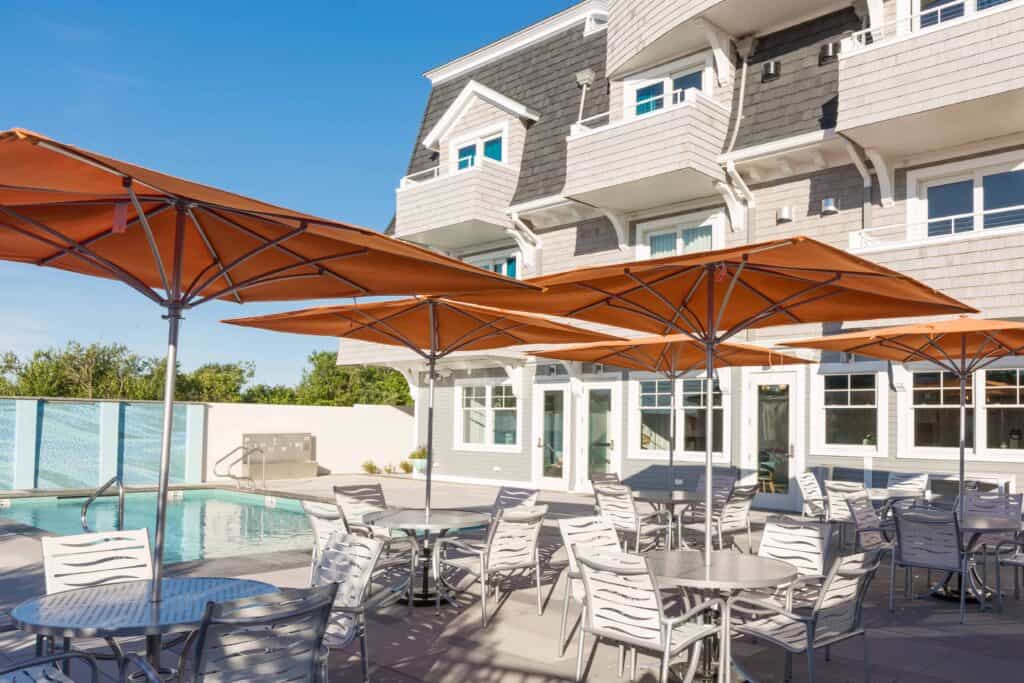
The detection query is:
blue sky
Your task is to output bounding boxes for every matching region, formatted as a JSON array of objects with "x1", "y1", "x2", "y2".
[{"x1": 0, "y1": 1, "x2": 562, "y2": 386}]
